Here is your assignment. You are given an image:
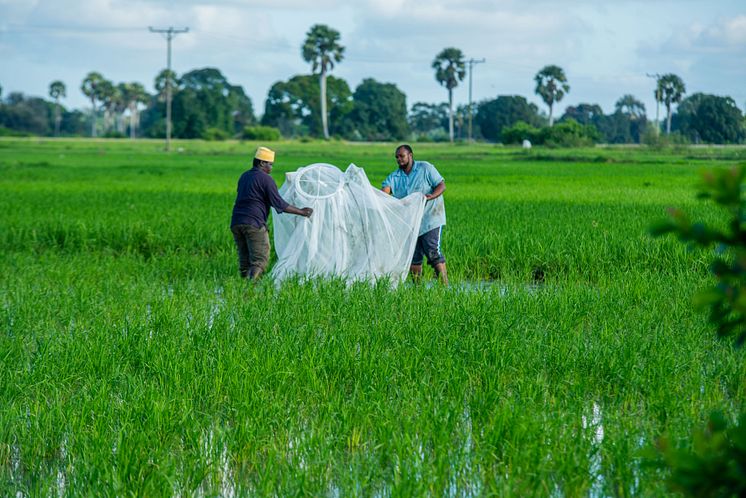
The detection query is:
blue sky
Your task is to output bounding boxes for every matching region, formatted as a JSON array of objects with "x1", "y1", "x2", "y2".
[{"x1": 1, "y1": 0, "x2": 744, "y2": 121}]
